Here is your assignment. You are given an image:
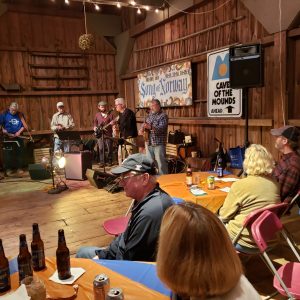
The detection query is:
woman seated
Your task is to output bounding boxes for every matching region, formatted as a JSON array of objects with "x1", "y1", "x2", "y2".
[
  {"x1": 156, "y1": 203, "x2": 260, "y2": 300},
  {"x1": 219, "y1": 144, "x2": 280, "y2": 251}
]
